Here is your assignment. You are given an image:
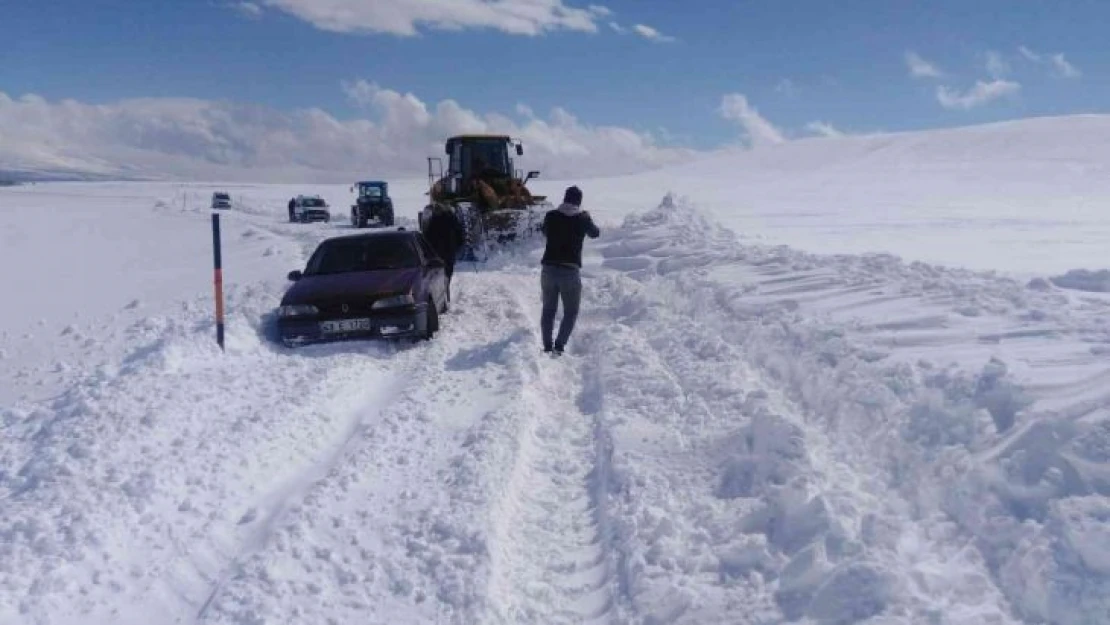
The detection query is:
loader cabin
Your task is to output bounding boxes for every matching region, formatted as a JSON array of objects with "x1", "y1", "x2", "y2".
[
  {"x1": 431, "y1": 135, "x2": 540, "y2": 199},
  {"x1": 445, "y1": 134, "x2": 520, "y2": 182}
]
